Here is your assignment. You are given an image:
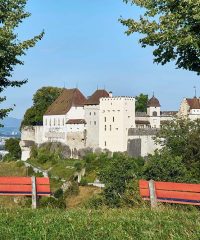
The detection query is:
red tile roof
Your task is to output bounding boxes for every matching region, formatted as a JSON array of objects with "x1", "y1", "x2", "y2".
[
  {"x1": 84, "y1": 90, "x2": 110, "y2": 105},
  {"x1": 186, "y1": 98, "x2": 200, "y2": 109},
  {"x1": 147, "y1": 96, "x2": 161, "y2": 107},
  {"x1": 45, "y1": 88, "x2": 86, "y2": 115},
  {"x1": 66, "y1": 119, "x2": 86, "y2": 124}
]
